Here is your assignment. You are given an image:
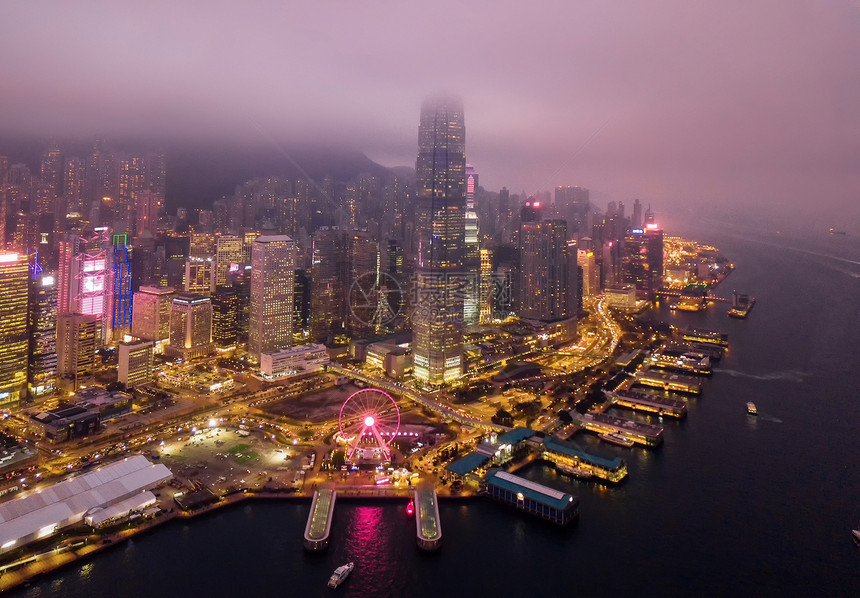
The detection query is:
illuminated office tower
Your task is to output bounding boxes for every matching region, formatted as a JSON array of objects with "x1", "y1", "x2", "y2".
[
  {"x1": 211, "y1": 286, "x2": 240, "y2": 348},
  {"x1": 310, "y1": 227, "x2": 349, "y2": 343},
  {"x1": 248, "y1": 235, "x2": 296, "y2": 360},
  {"x1": 479, "y1": 248, "x2": 493, "y2": 324},
  {"x1": 147, "y1": 150, "x2": 167, "y2": 197},
  {"x1": 57, "y1": 229, "x2": 113, "y2": 345},
  {"x1": 64, "y1": 156, "x2": 85, "y2": 214},
  {"x1": 28, "y1": 272, "x2": 58, "y2": 398},
  {"x1": 131, "y1": 286, "x2": 175, "y2": 348},
  {"x1": 40, "y1": 144, "x2": 62, "y2": 200},
  {"x1": 347, "y1": 230, "x2": 379, "y2": 337},
  {"x1": 189, "y1": 233, "x2": 215, "y2": 258},
  {"x1": 0, "y1": 253, "x2": 30, "y2": 410},
  {"x1": 111, "y1": 234, "x2": 133, "y2": 340},
  {"x1": 165, "y1": 294, "x2": 213, "y2": 360},
  {"x1": 623, "y1": 224, "x2": 664, "y2": 299},
  {"x1": 215, "y1": 235, "x2": 243, "y2": 285},
  {"x1": 463, "y1": 164, "x2": 480, "y2": 326},
  {"x1": 56, "y1": 313, "x2": 98, "y2": 390},
  {"x1": 519, "y1": 212, "x2": 571, "y2": 321},
  {"x1": 184, "y1": 257, "x2": 216, "y2": 295},
  {"x1": 134, "y1": 190, "x2": 163, "y2": 236},
  {"x1": 577, "y1": 248, "x2": 600, "y2": 297},
  {"x1": 413, "y1": 97, "x2": 466, "y2": 385},
  {"x1": 117, "y1": 340, "x2": 154, "y2": 388}
]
